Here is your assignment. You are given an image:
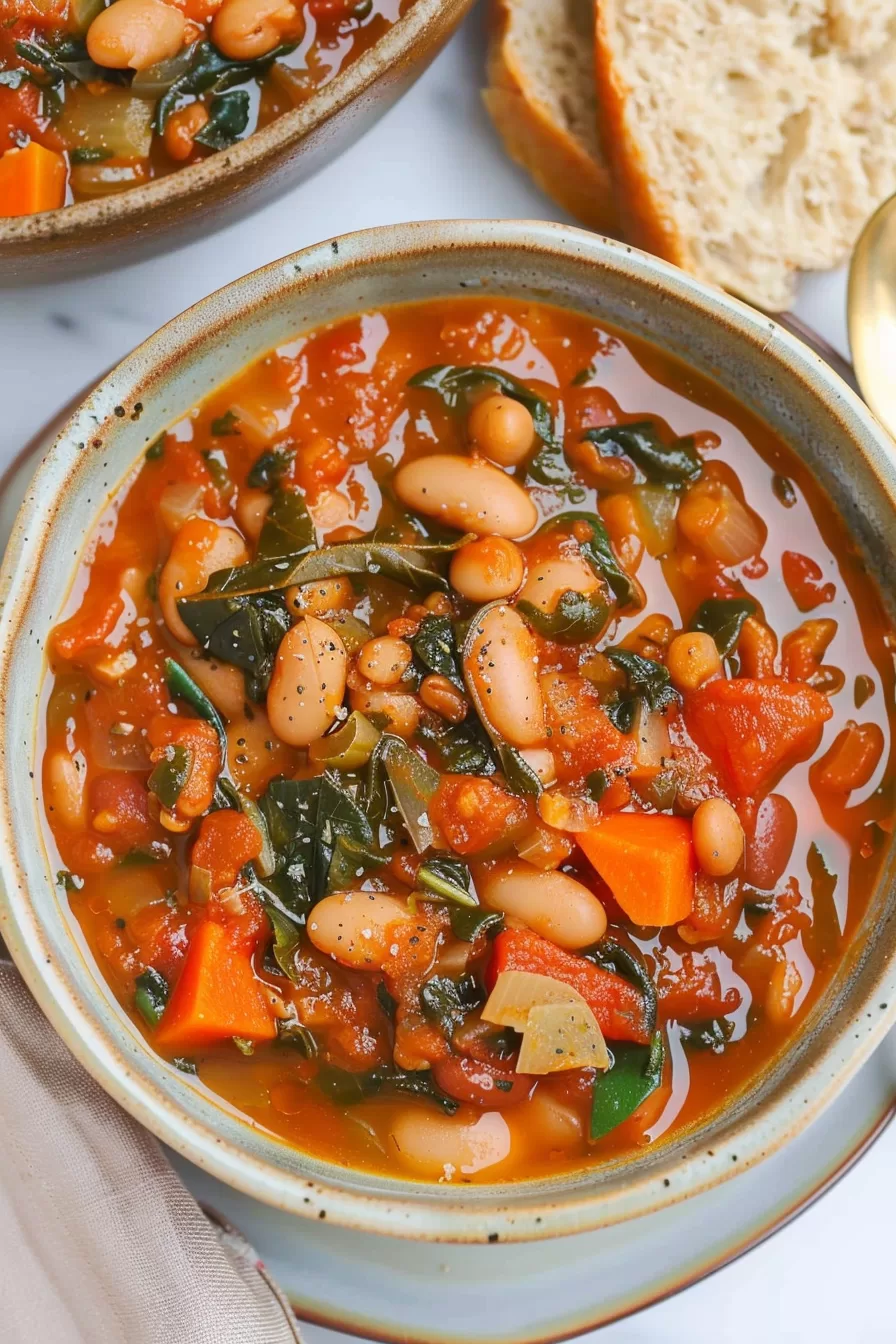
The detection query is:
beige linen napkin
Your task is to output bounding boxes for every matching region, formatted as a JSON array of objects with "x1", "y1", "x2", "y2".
[{"x1": 0, "y1": 957, "x2": 302, "y2": 1344}]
